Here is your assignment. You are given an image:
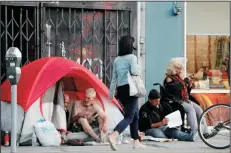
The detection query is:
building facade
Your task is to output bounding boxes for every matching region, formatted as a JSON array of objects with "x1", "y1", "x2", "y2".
[
  {"x1": 2, "y1": 2, "x2": 228, "y2": 100},
  {"x1": 144, "y1": 2, "x2": 185, "y2": 96},
  {"x1": 0, "y1": 1, "x2": 138, "y2": 87}
]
